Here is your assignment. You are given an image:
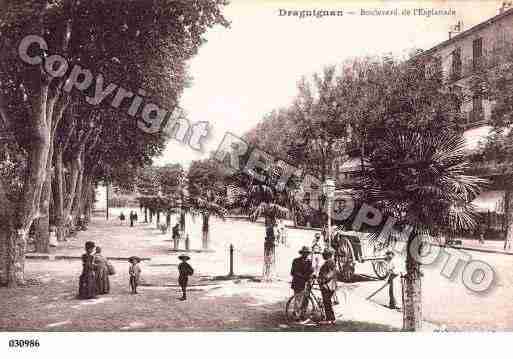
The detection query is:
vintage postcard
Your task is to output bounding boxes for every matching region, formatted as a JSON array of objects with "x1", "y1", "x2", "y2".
[{"x1": 1, "y1": 0, "x2": 513, "y2": 356}]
